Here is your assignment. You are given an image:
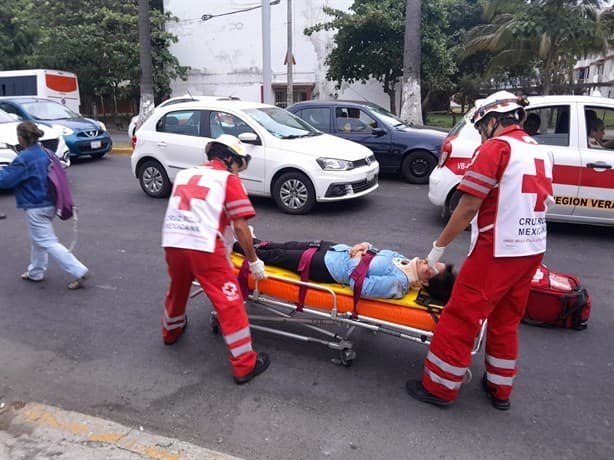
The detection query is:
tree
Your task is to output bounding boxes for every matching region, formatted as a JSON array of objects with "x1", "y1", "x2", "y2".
[
  {"x1": 2, "y1": 0, "x2": 188, "y2": 113},
  {"x1": 138, "y1": 0, "x2": 155, "y2": 125},
  {"x1": 463, "y1": 0, "x2": 613, "y2": 95},
  {"x1": 400, "y1": 0, "x2": 423, "y2": 124},
  {"x1": 305, "y1": 0, "x2": 406, "y2": 112},
  {"x1": 305, "y1": 0, "x2": 462, "y2": 115}
]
